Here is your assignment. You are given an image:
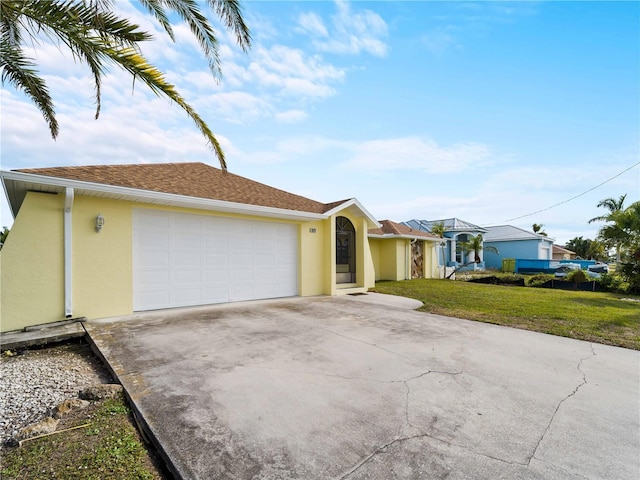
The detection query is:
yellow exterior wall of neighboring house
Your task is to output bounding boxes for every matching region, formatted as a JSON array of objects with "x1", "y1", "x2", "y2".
[
  {"x1": 423, "y1": 240, "x2": 438, "y2": 279},
  {"x1": 0, "y1": 192, "x2": 65, "y2": 332},
  {"x1": 369, "y1": 238, "x2": 439, "y2": 282},
  {"x1": 369, "y1": 238, "x2": 405, "y2": 281}
]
